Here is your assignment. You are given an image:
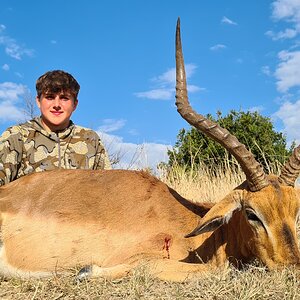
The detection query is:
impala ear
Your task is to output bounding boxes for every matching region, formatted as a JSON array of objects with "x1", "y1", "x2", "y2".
[{"x1": 185, "y1": 191, "x2": 243, "y2": 238}]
